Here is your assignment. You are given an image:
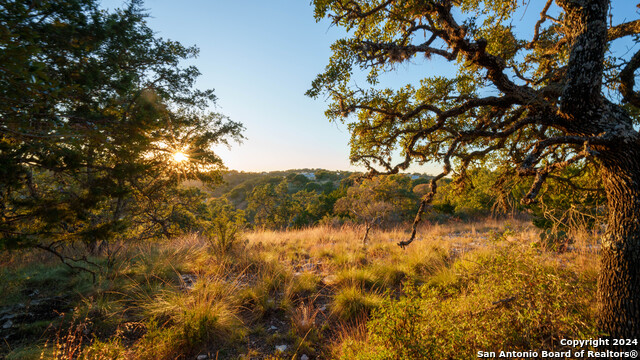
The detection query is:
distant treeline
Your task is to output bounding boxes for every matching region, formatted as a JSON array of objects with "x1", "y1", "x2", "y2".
[
  {"x1": 186, "y1": 169, "x2": 435, "y2": 231},
  {"x1": 186, "y1": 168, "x2": 500, "y2": 232},
  {"x1": 185, "y1": 167, "x2": 607, "y2": 235}
]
